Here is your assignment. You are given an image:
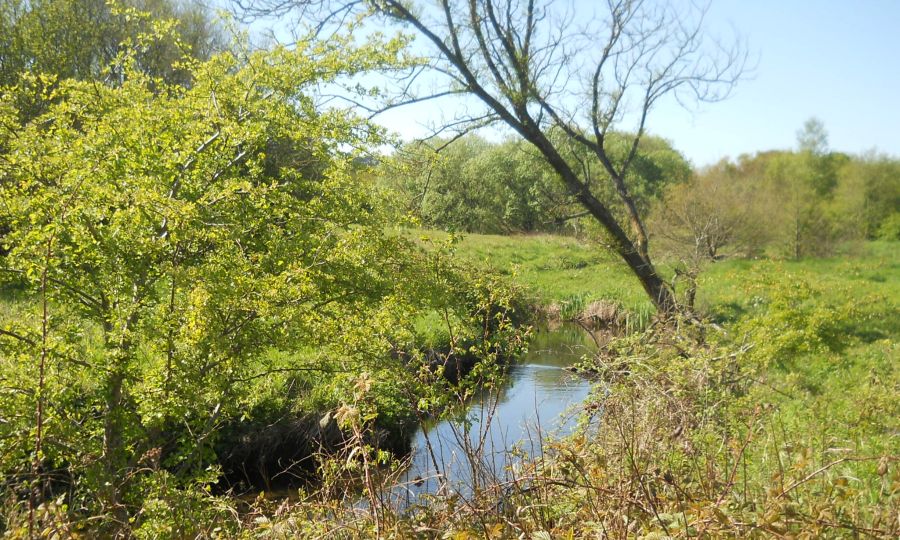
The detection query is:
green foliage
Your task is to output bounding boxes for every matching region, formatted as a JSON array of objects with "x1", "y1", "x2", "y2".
[
  {"x1": 651, "y1": 119, "x2": 900, "y2": 267},
  {"x1": 736, "y1": 273, "x2": 862, "y2": 366},
  {"x1": 0, "y1": 0, "x2": 224, "y2": 123},
  {"x1": 382, "y1": 135, "x2": 555, "y2": 234},
  {"x1": 382, "y1": 132, "x2": 690, "y2": 235},
  {"x1": 385, "y1": 118, "x2": 900, "y2": 281},
  {"x1": 649, "y1": 164, "x2": 772, "y2": 264},
  {"x1": 877, "y1": 212, "x2": 900, "y2": 240},
  {"x1": 0, "y1": 18, "x2": 470, "y2": 531},
  {"x1": 412, "y1": 230, "x2": 656, "y2": 316}
]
